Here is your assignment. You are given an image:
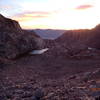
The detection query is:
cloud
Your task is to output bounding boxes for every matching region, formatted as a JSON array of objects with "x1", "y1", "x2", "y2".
[
  {"x1": 11, "y1": 11, "x2": 51, "y2": 22},
  {"x1": 76, "y1": 4, "x2": 93, "y2": 10},
  {"x1": 0, "y1": 5, "x2": 12, "y2": 9}
]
